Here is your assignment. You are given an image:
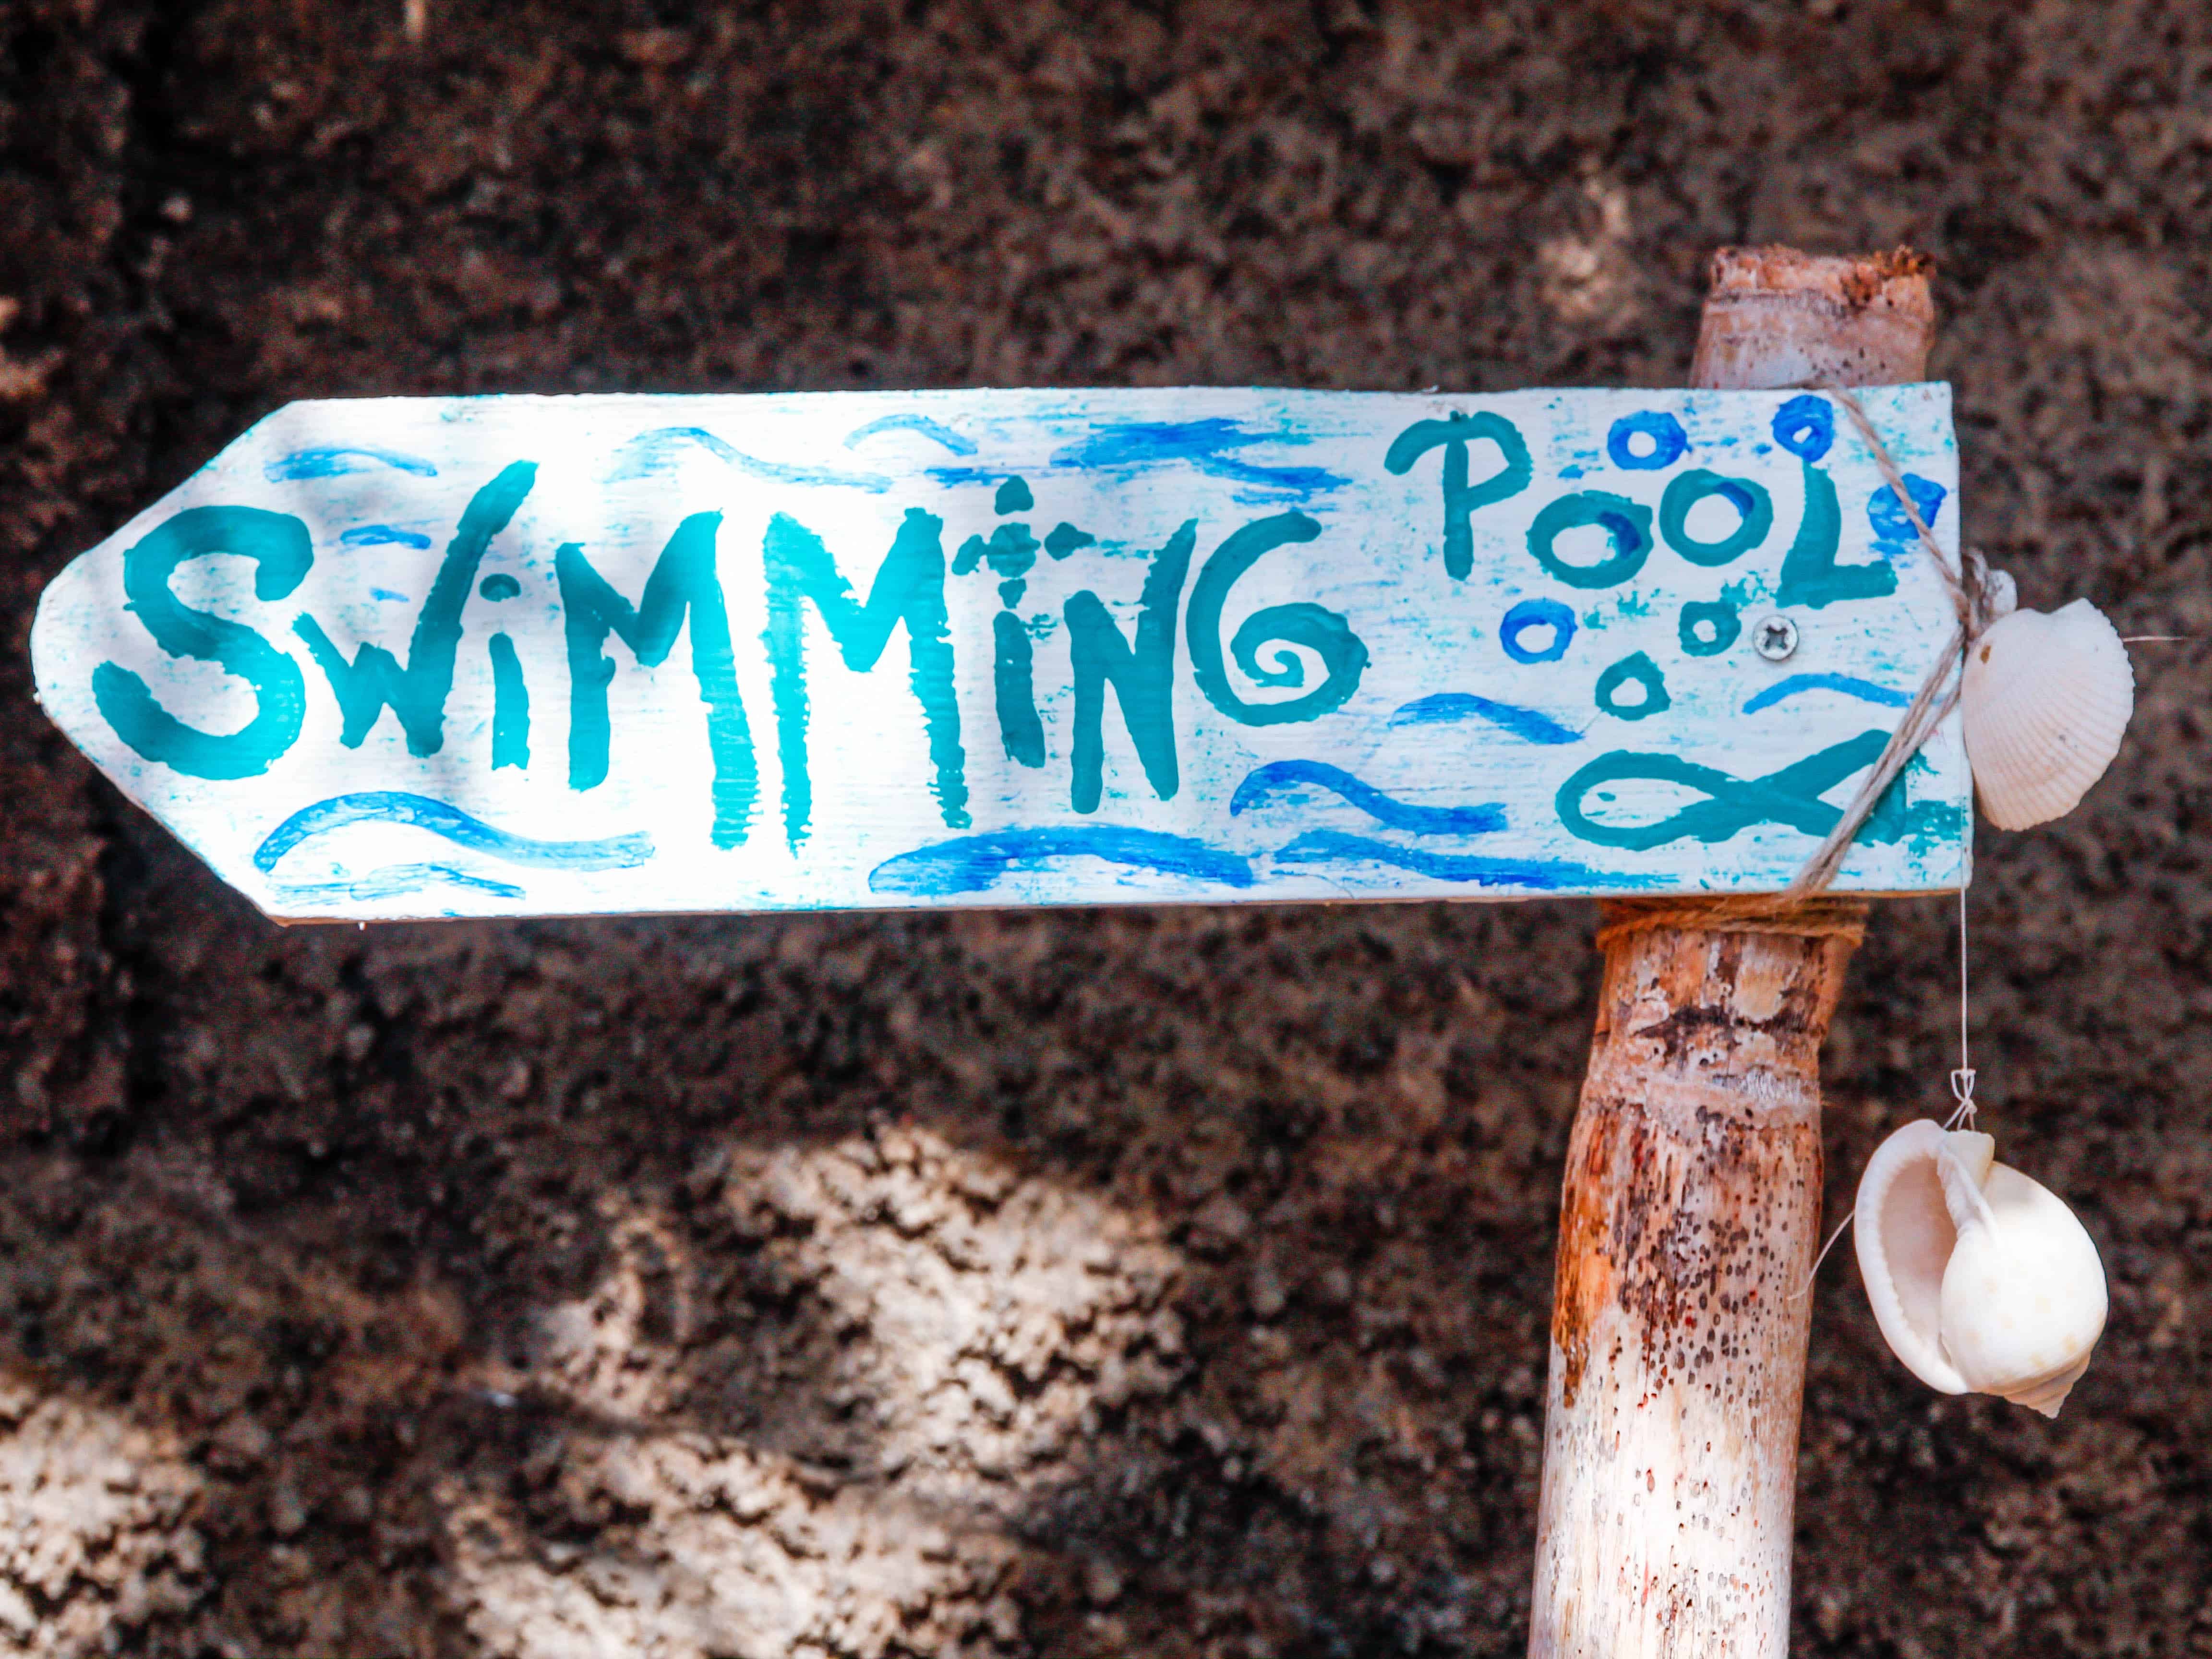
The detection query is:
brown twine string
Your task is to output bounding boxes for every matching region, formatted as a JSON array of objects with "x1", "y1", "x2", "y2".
[{"x1": 1598, "y1": 385, "x2": 1984, "y2": 949}]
